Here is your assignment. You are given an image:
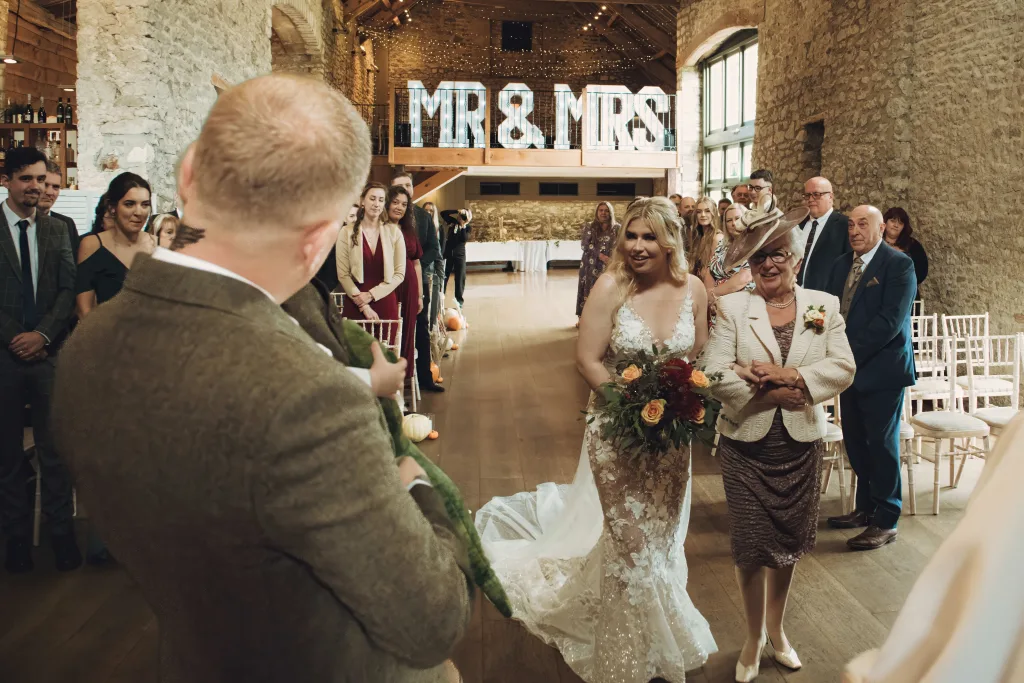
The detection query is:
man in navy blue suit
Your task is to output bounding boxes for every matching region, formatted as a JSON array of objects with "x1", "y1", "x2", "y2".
[{"x1": 825, "y1": 205, "x2": 917, "y2": 550}]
